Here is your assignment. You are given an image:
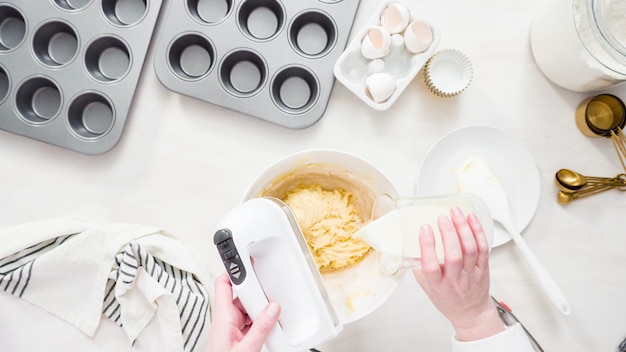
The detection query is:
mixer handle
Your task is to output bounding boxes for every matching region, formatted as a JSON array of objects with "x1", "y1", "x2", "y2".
[{"x1": 214, "y1": 228, "x2": 270, "y2": 320}]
